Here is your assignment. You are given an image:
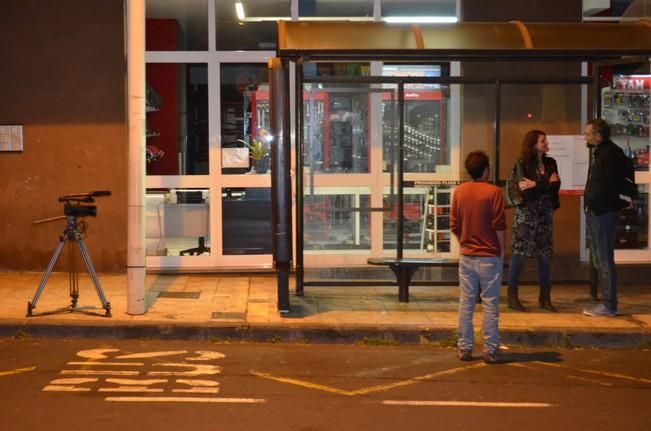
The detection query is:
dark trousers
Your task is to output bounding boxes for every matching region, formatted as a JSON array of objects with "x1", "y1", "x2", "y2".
[
  {"x1": 586, "y1": 210, "x2": 619, "y2": 312},
  {"x1": 508, "y1": 254, "x2": 551, "y2": 291}
]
